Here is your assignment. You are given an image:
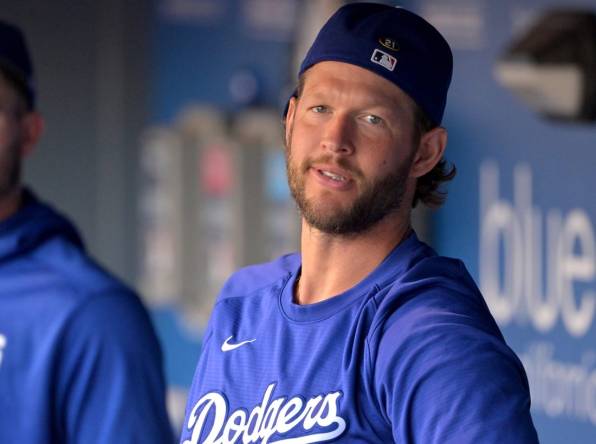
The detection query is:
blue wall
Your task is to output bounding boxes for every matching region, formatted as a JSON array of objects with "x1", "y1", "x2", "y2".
[{"x1": 151, "y1": 0, "x2": 296, "y2": 123}]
